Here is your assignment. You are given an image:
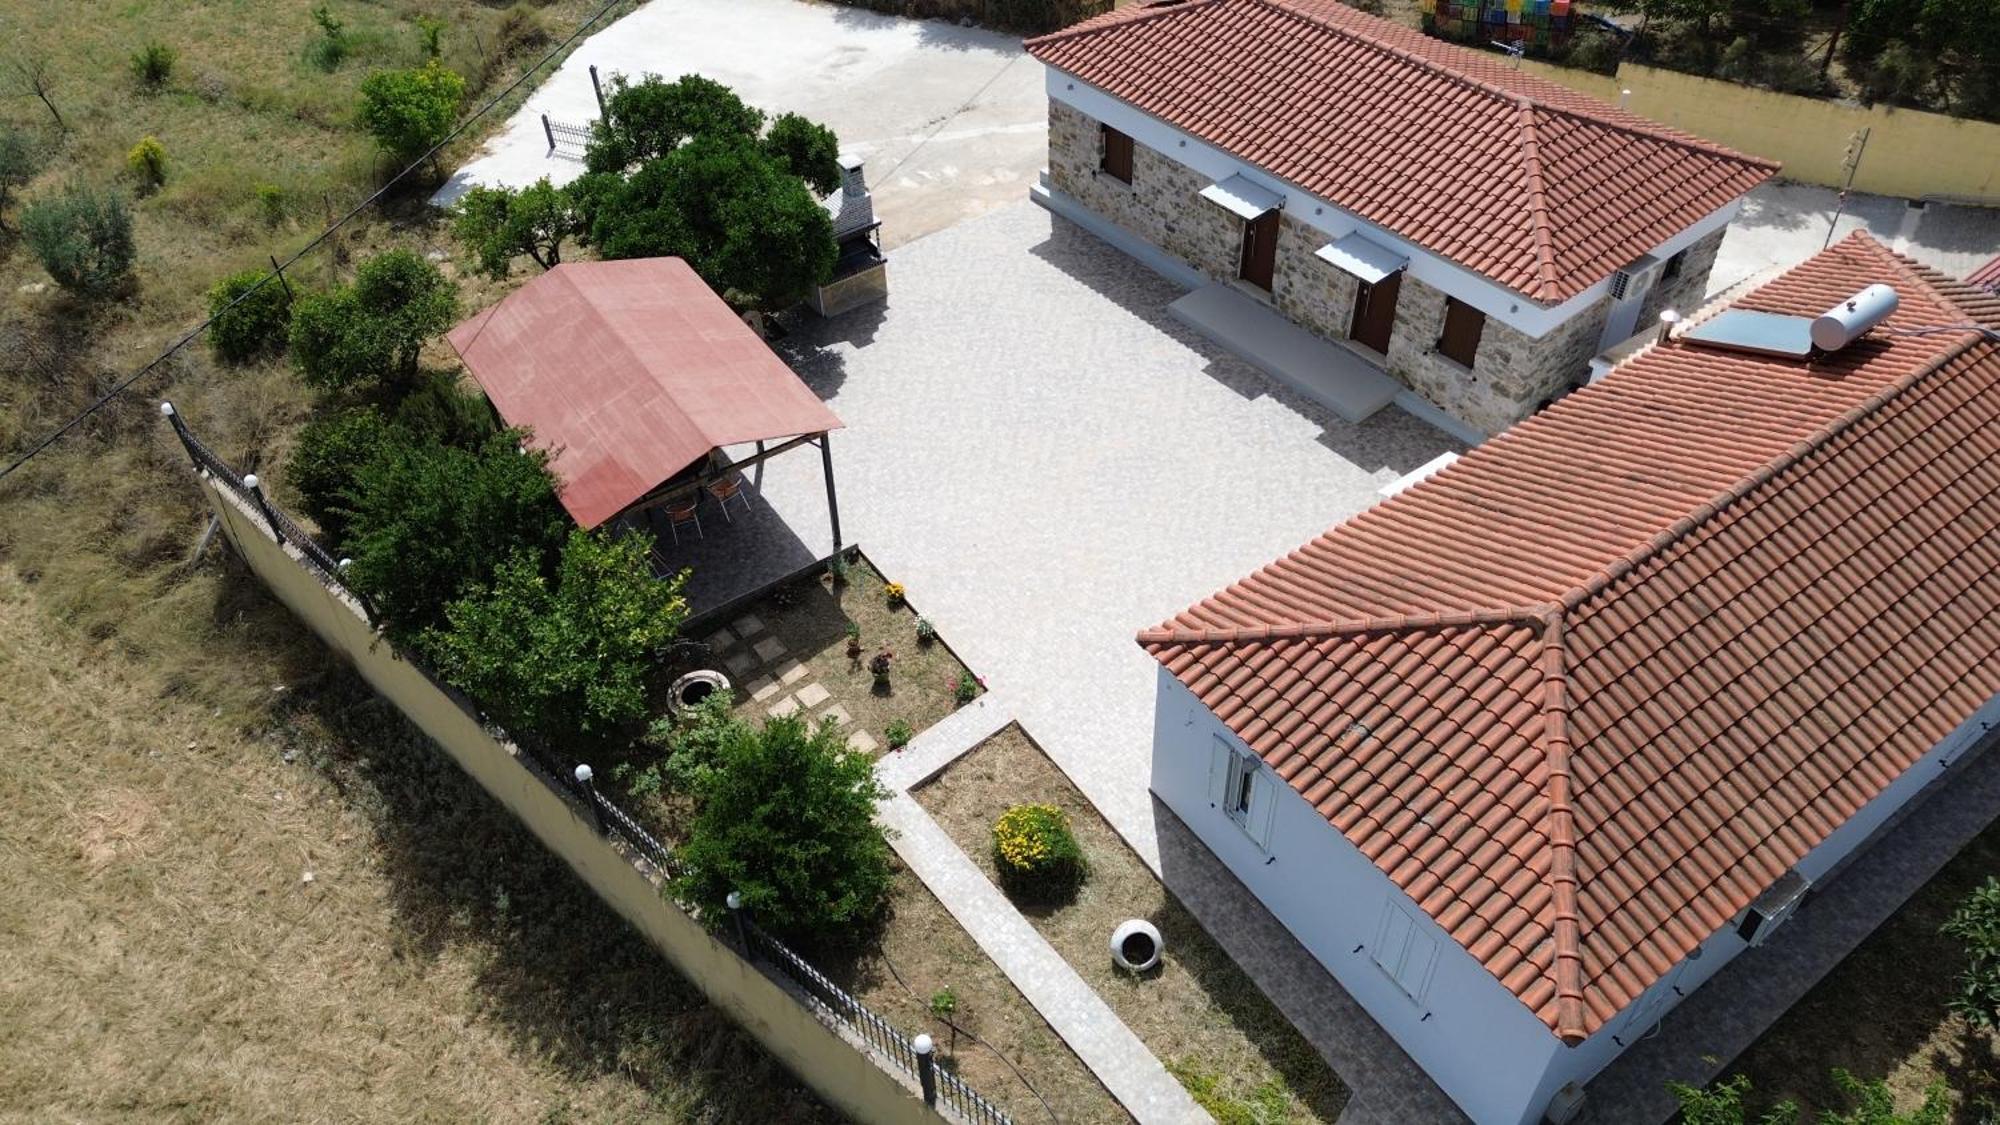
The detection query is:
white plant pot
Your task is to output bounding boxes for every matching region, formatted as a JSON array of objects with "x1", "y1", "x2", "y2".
[{"x1": 1110, "y1": 919, "x2": 1162, "y2": 973}]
